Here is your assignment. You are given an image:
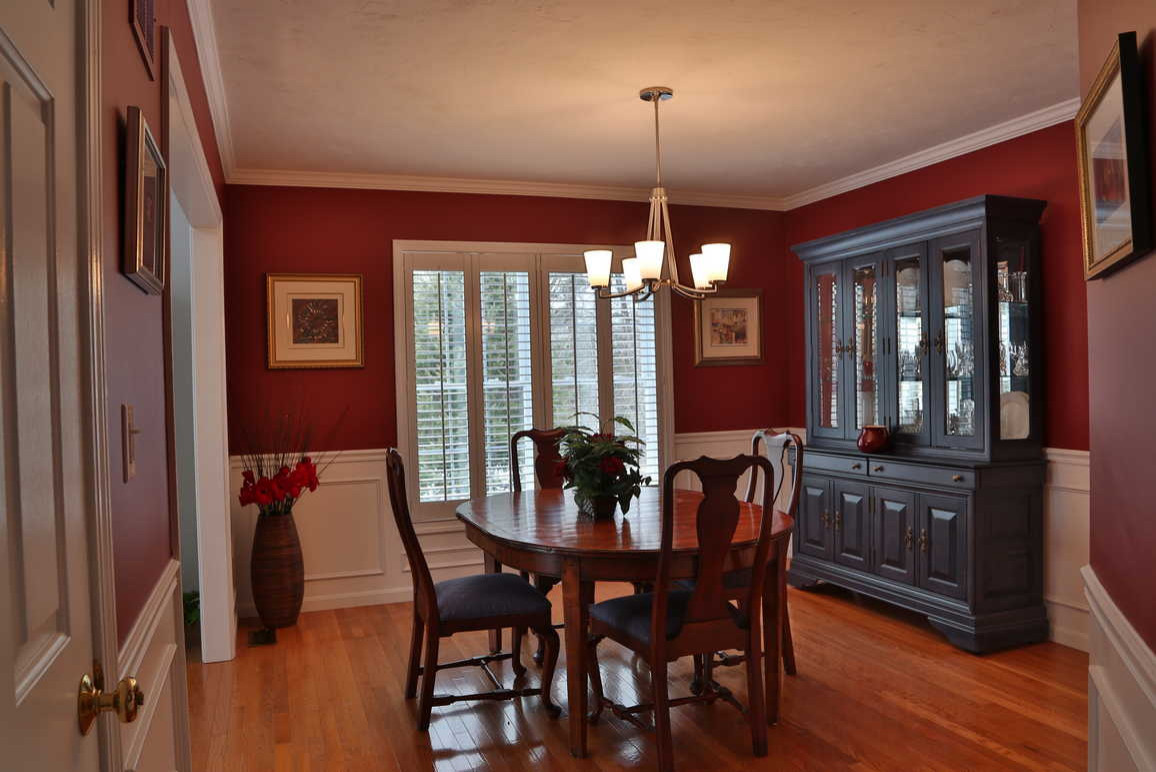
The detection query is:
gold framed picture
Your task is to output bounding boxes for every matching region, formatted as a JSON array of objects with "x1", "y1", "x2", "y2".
[
  {"x1": 266, "y1": 274, "x2": 364, "y2": 369},
  {"x1": 1076, "y1": 31, "x2": 1152, "y2": 279},
  {"x1": 693, "y1": 289, "x2": 763, "y2": 367},
  {"x1": 122, "y1": 106, "x2": 167, "y2": 294}
]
